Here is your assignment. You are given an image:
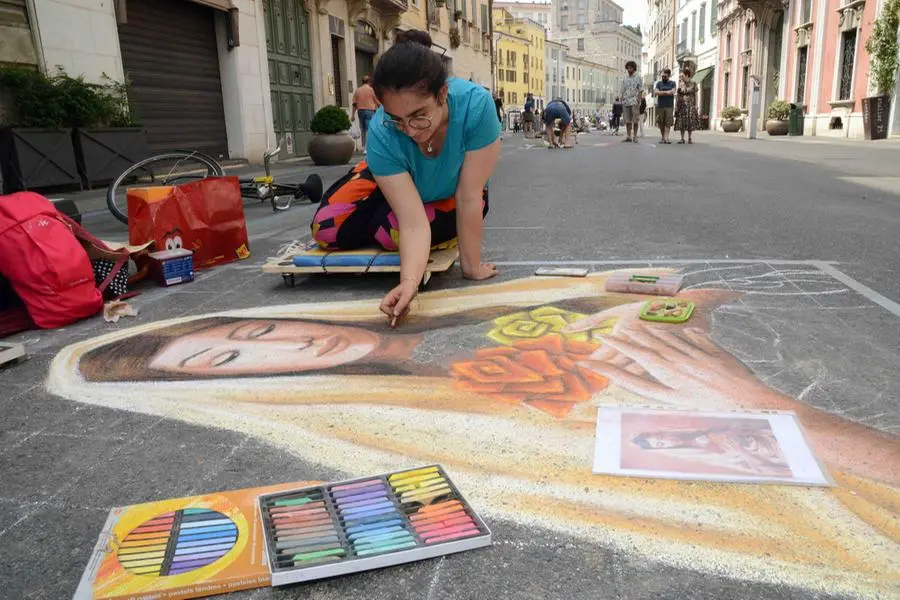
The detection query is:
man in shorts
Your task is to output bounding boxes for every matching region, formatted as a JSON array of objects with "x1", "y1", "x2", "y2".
[
  {"x1": 654, "y1": 68, "x2": 677, "y2": 144},
  {"x1": 620, "y1": 61, "x2": 642, "y2": 143},
  {"x1": 350, "y1": 75, "x2": 380, "y2": 154},
  {"x1": 543, "y1": 98, "x2": 573, "y2": 148}
]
